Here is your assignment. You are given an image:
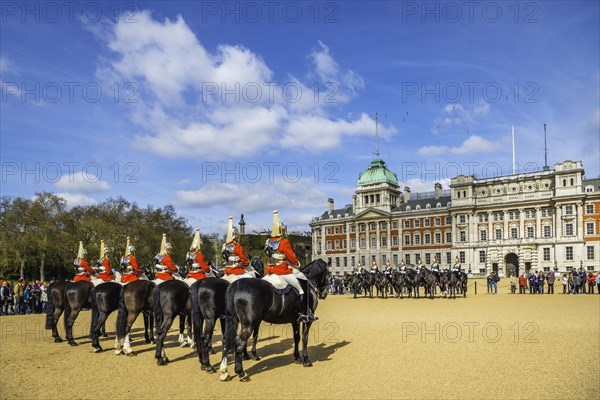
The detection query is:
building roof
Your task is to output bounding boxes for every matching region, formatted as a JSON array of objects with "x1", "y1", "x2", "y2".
[
  {"x1": 319, "y1": 204, "x2": 354, "y2": 219},
  {"x1": 357, "y1": 159, "x2": 399, "y2": 186},
  {"x1": 583, "y1": 178, "x2": 600, "y2": 191},
  {"x1": 400, "y1": 195, "x2": 452, "y2": 211}
]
